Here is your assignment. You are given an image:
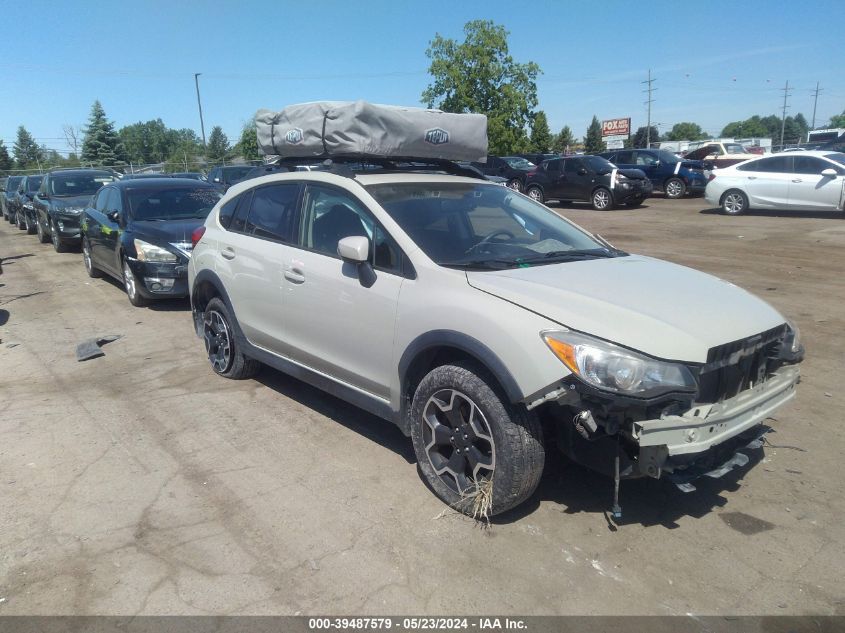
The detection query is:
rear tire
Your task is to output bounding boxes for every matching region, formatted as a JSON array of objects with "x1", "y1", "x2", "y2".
[
  {"x1": 82, "y1": 237, "x2": 102, "y2": 278},
  {"x1": 506, "y1": 178, "x2": 523, "y2": 192},
  {"x1": 721, "y1": 189, "x2": 749, "y2": 215},
  {"x1": 202, "y1": 297, "x2": 259, "y2": 379},
  {"x1": 409, "y1": 362, "x2": 545, "y2": 517},
  {"x1": 664, "y1": 177, "x2": 686, "y2": 199},
  {"x1": 525, "y1": 185, "x2": 545, "y2": 204},
  {"x1": 51, "y1": 220, "x2": 67, "y2": 252},
  {"x1": 591, "y1": 187, "x2": 614, "y2": 210}
]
